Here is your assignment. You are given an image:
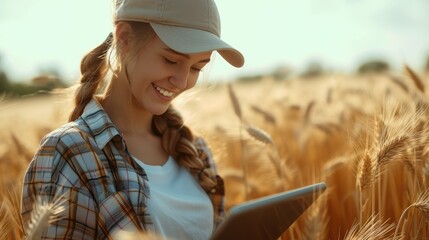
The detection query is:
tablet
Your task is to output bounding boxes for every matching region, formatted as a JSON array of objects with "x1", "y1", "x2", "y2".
[{"x1": 211, "y1": 182, "x2": 327, "y2": 240}]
